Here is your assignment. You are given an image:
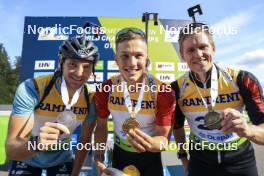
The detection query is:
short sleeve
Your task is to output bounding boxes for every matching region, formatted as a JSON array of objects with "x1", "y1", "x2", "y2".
[
  {"x1": 155, "y1": 84, "x2": 176, "y2": 126},
  {"x1": 94, "y1": 79, "x2": 112, "y2": 119},
  {"x1": 11, "y1": 79, "x2": 39, "y2": 116}
]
